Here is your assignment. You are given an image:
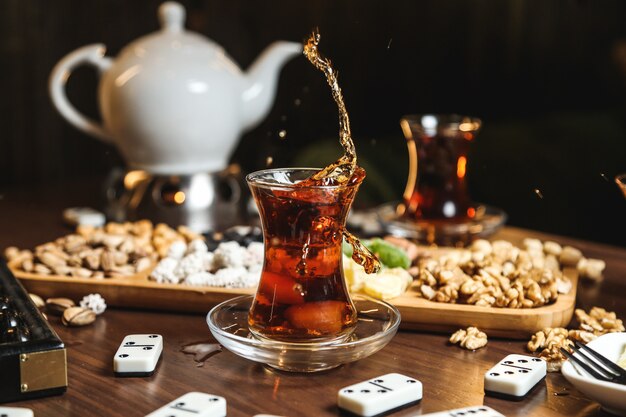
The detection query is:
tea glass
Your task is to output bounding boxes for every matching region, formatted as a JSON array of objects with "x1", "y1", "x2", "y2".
[
  {"x1": 246, "y1": 168, "x2": 363, "y2": 344},
  {"x1": 616, "y1": 174, "x2": 626, "y2": 198},
  {"x1": 398, "y1": 114, "x2": 481, "y2": 221}
]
